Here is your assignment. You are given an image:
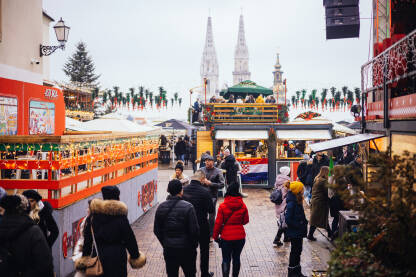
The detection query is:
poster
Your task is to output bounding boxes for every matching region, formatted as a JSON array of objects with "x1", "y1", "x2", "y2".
[
  {"x1": 0, "y1": 96, "x2": 18, "y2": 135},
  {"x1": 29, "y1": 101, "x2": 55, "y2": 135}
]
